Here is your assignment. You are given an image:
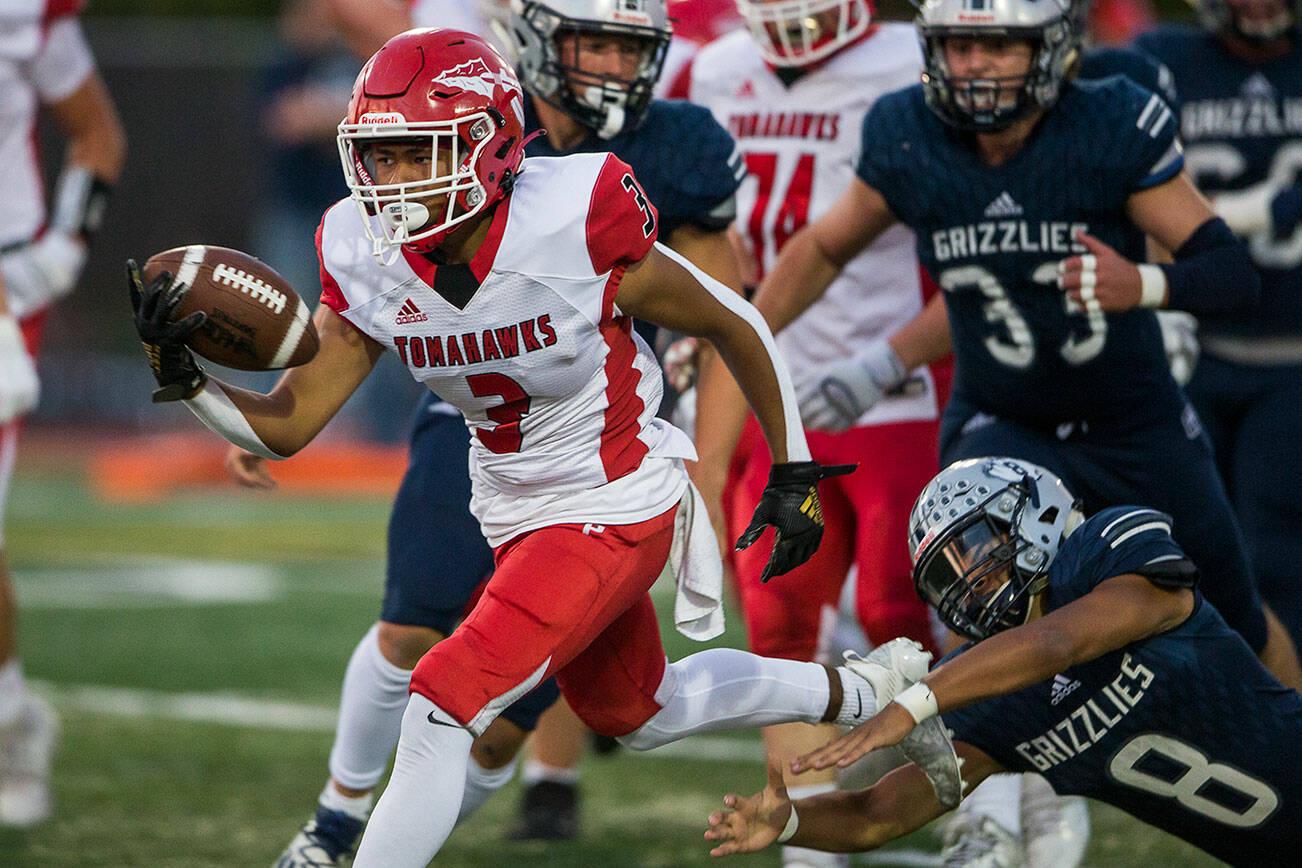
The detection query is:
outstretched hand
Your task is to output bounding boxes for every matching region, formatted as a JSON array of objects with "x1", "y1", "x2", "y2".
[
  {"x1": 735, "y1": 460, "x2": 856, "y2": 582},
  {"x1": 705, "y1": 762, "x2": 792, "y2": 857},
  {"x1": 225, "y1": 445, "x2": 277, "y2": 490},
  {"x1": 791, "y1": 701, "x2": 918, "y2": 774},
  {"x1": 1056, "y1": 231, "x2": 1144, "y2": 312},
  {"x1": 127, "y1": 259, "x2": 208, "y2": 402}
]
